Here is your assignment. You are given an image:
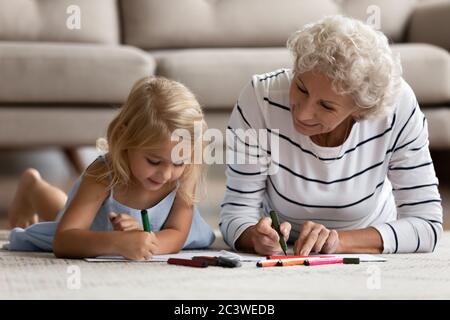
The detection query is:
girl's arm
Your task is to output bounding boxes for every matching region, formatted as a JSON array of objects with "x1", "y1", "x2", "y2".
[
  {"x1": 53, "y1": 160, "x2": 128, "y2": 258},
  {"x1": 153, "y1": 180, "x2": 196, "y2": 254}
]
